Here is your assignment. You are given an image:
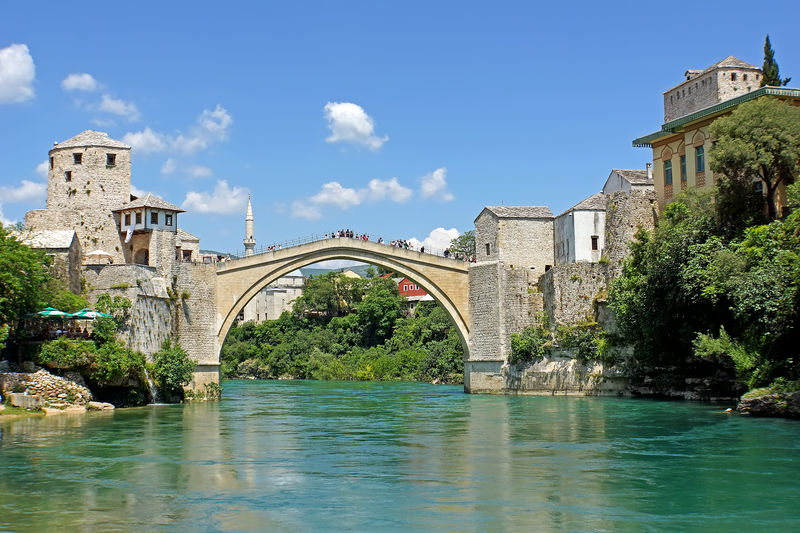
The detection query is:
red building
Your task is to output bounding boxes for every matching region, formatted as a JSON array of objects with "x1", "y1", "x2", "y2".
[{"x1": 381, "y1": 274, "x2": 433, "y2": 314}]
